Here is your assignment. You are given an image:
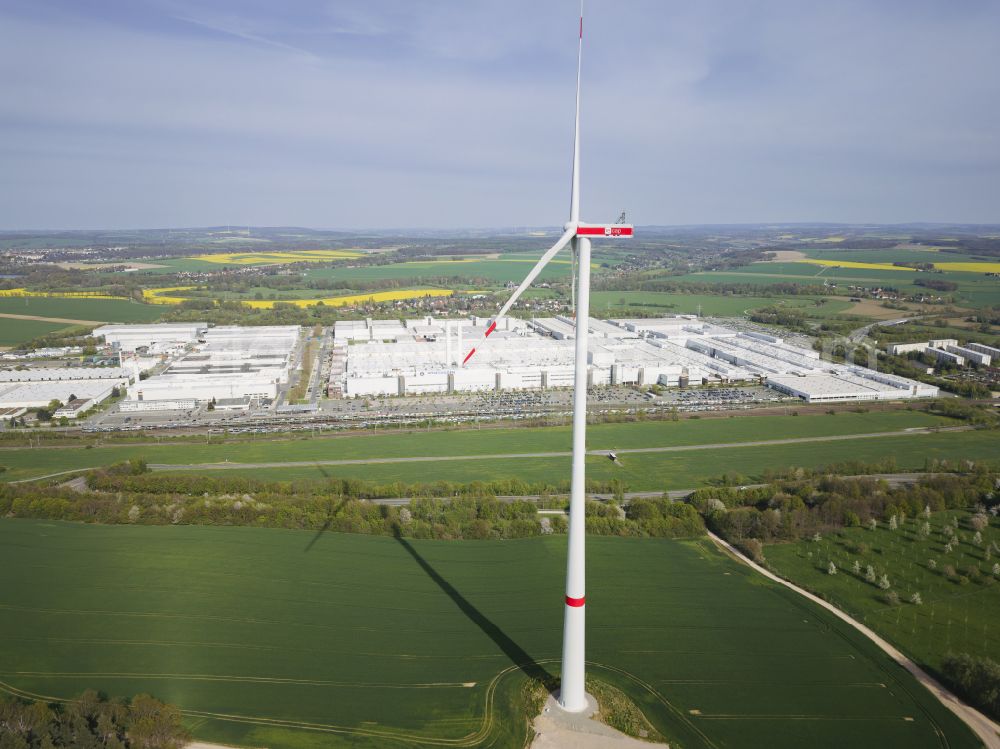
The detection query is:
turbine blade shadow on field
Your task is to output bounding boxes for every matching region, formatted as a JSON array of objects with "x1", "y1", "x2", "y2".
[
  {"x1": 304, "y1": 474, "x2": 348, "y2": 552},
  {"x1": 394, "y1": 533, "x2": 556, "y2": 691}
]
